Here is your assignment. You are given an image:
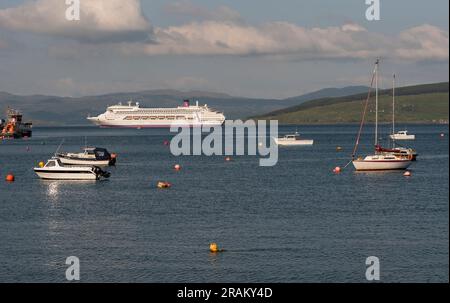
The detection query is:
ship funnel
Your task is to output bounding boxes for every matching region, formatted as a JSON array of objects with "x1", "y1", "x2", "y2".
[{"x1": 183, "y1": 99, "x2": 190, "y2": 107}]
